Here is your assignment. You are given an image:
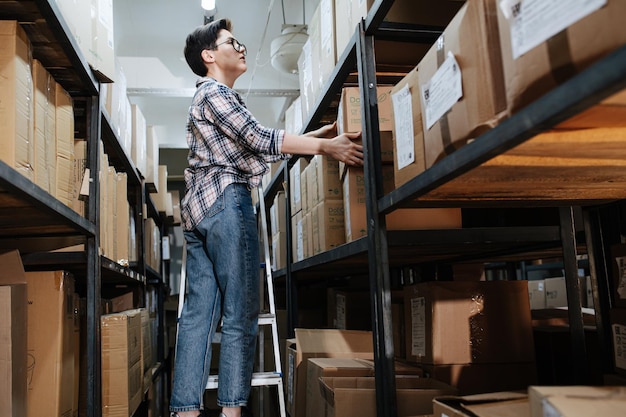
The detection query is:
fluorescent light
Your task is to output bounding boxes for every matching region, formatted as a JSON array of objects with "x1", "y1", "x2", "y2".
[{"x1": 201, "y1": 0, "x2": 216, "y2": 11}]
